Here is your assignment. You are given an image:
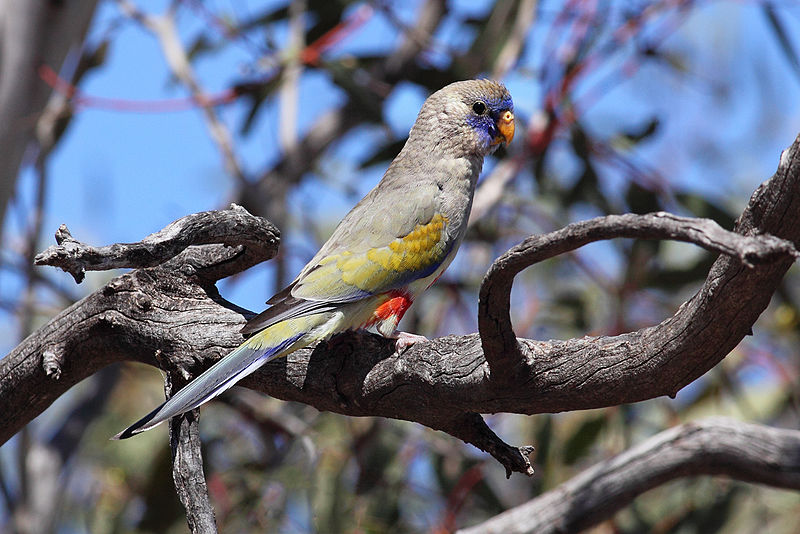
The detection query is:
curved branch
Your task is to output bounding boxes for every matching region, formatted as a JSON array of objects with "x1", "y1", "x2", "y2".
[
  {"x1": 478, "y1": 212, "x2": 797, "y2": 372},
  {"x1": 3, "y1": 135, "x2": 800, "y2": 476},
  {"x1": 457, "y1": 418, "x2": 800, "y2": 534}
]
